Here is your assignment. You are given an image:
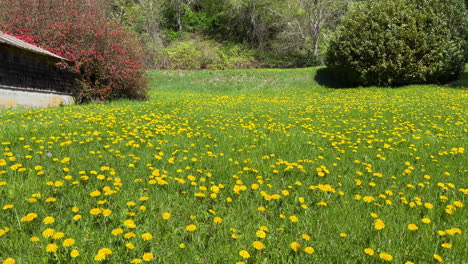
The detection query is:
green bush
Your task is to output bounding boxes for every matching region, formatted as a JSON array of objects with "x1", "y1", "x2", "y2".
[
  {"x1": 154, "y1": 36, "x2": 258, "y2": 70},
  {"x1": 325, "y1": 0, "x2": 467, "y2": 86}
]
